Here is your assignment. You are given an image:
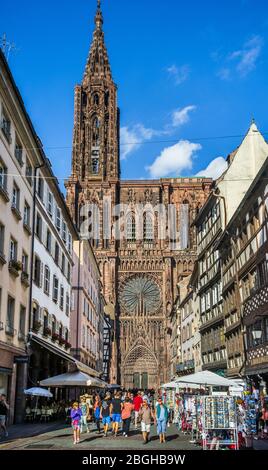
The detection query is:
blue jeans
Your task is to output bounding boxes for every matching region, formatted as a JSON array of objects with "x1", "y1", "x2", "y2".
[{"x1": 157, "y1": 419, "x2": 167, "y2": 434}]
